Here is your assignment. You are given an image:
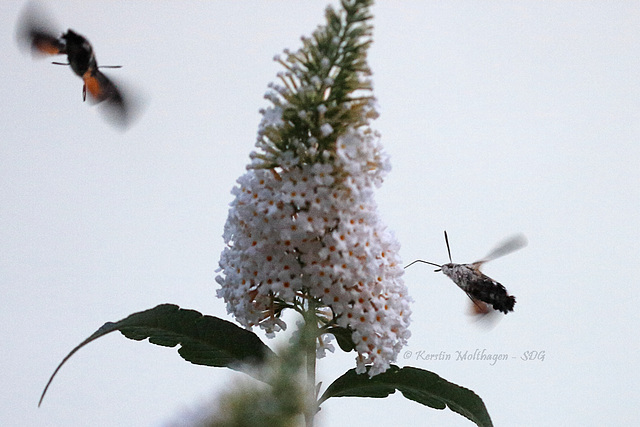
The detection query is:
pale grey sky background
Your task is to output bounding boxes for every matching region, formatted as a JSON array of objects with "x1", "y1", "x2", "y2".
[{"x1": 1, "y1": 1, "x2": 638, "y2": 426}]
